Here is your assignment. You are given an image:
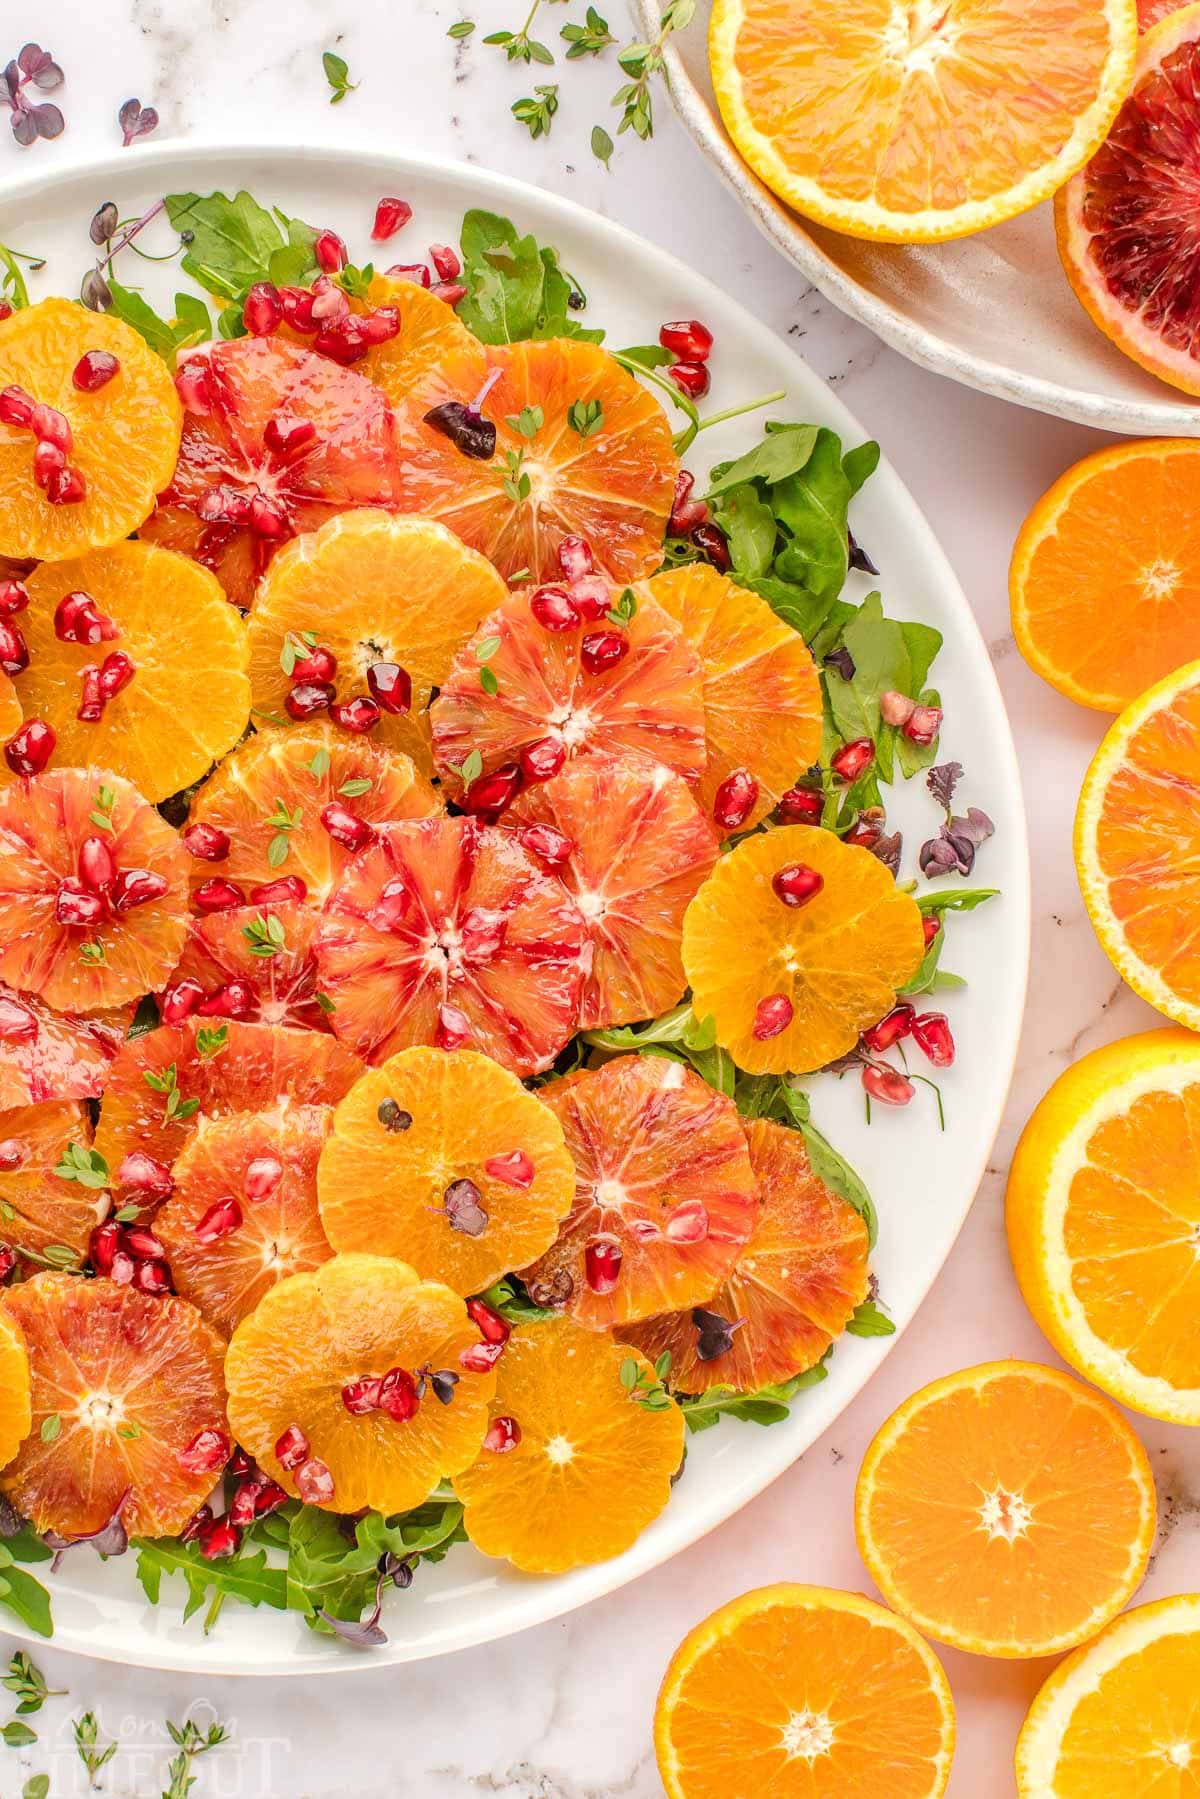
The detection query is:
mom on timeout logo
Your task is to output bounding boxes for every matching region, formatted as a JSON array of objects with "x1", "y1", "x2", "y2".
[{"x1": 21, "y1": 1700, "x2": 289, "y2": 1796}]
